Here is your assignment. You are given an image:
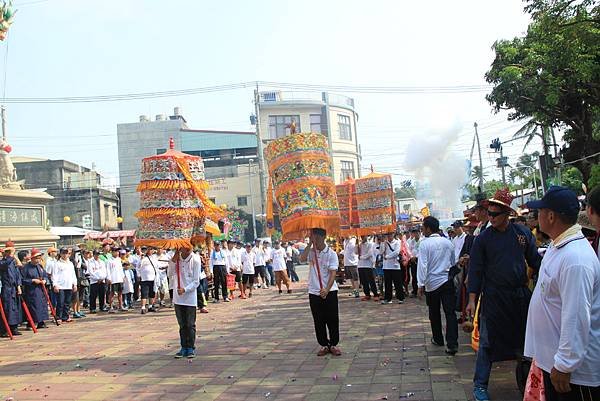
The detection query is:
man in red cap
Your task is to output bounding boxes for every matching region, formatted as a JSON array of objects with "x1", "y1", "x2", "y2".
[
  {"x1": 0, "y1": 241, "x2": 22, "y2": 336},
  {"x1": 465, "y1": 189, "x2": 542, "y2": 401},
  {"x1": 21, "y1": 248, "x2": 49, "y2": 329}
]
